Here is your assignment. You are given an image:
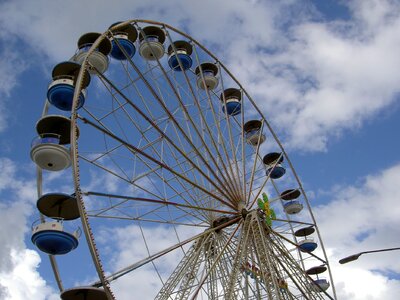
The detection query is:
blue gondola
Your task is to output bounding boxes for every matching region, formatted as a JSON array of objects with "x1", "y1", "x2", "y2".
[
  {"x1": 32, "y1": 230, "x2": 78, "y2": 255},
  {"x1": 47, "y1": 81, "x2": 85, "y2": 111},
  {"x1": 111, "y1": 38, "x2": 135, "y2": 59},
  {"x1": 266, "y1": 165, "x2": 286, "y2": 179},
  {"x1": 263, "y1": 152, "x2": 285, "y2": 179},
  {"x1": 295, "y1": 226, "x2": 318, "y2": 252},
  {"x1": 168, "y1": 40, "x2": 193, "y2": 71},
  {"x1": 298, "y1": 238, "x2": 318, "y2": 252},
  {"x1": 31, "y1": 220, "x2": 80, "y2": 255},
  {"x1": 109, "y1": 22, "x2": 138, "y2": 60},
  {"x1": 220, "y1": 88, "x2": 241, "y2": 116},
  {"x1": 47, "y1": 61, "x2": 90, "y2": 111},
  {"x1": 223, "y1": 101, "x2": 241, "y2": 115}
]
